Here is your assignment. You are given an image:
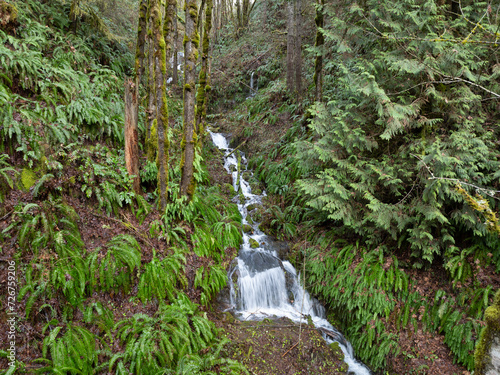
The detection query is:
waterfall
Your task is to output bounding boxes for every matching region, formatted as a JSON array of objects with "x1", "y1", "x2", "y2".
[
  {"x1": 210, "y1": 130, "x2": 371, "y2": 375},
  {"x1": 247, "y1": 72, "x2": 257, "y2": 99}
]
